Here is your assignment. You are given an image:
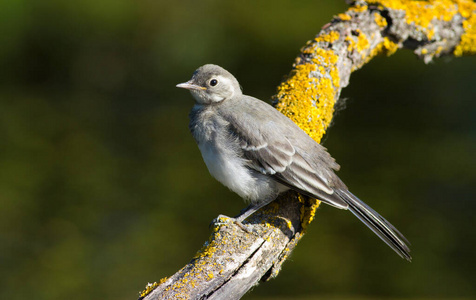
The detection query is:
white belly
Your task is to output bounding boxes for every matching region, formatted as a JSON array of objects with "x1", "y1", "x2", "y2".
[{"x1": 198, "y1": 141, "x2": 283, "y2": 203}]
